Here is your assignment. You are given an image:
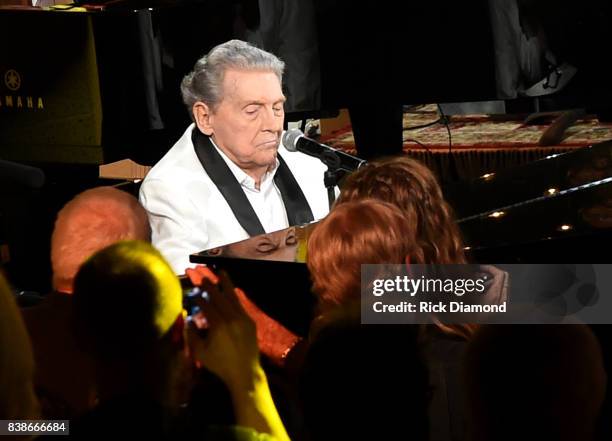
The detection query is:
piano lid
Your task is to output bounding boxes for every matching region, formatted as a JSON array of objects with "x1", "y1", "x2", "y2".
[
  {"x1": 446, "y1": 140, "x2": 612, "y2": 221},
  {"x1": 190, "y1": 223, "x2": 319, "y2": 336},
  {"x1": 456, "y1": 141, "x2": 612, "y2": 262}
]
